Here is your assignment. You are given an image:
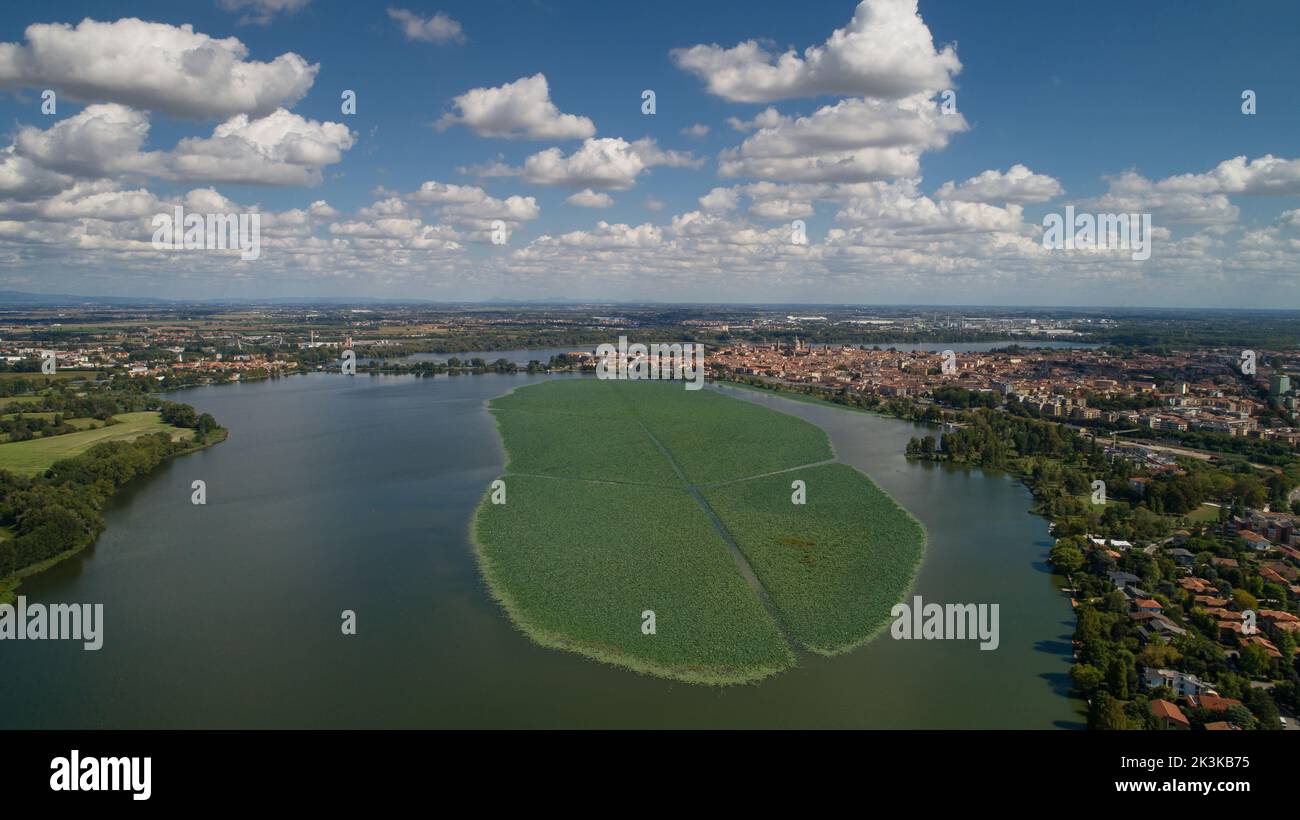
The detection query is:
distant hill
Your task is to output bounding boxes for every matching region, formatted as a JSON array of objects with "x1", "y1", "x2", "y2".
[
  {"x1": 0, "y1": 290, "x2": 185, "y2": 306},
  {"x1": 0, "y1": 290, "x2": 594, "y2": 308}
]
